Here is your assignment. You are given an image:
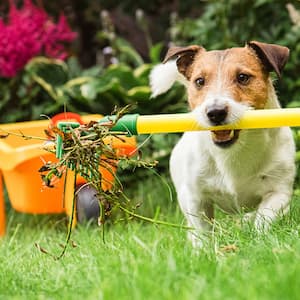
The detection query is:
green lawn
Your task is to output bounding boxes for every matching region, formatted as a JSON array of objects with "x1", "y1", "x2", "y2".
[{"x1": 1, "y1": 175, "x2": 300, "y2": 300}]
